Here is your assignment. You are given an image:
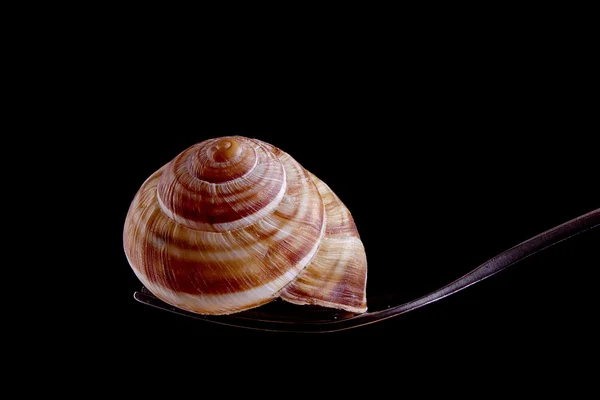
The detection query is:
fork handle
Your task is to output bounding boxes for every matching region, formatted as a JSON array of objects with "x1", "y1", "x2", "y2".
[{"x1": 371, "y1": 208, "x2": 600, "y2": 320}]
